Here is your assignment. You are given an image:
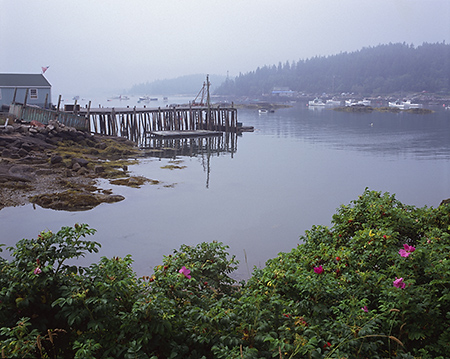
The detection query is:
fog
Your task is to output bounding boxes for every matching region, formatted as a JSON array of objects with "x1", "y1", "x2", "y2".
[{"x1": 1, "y1": 0, "x2": 449, "y2": 97}]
